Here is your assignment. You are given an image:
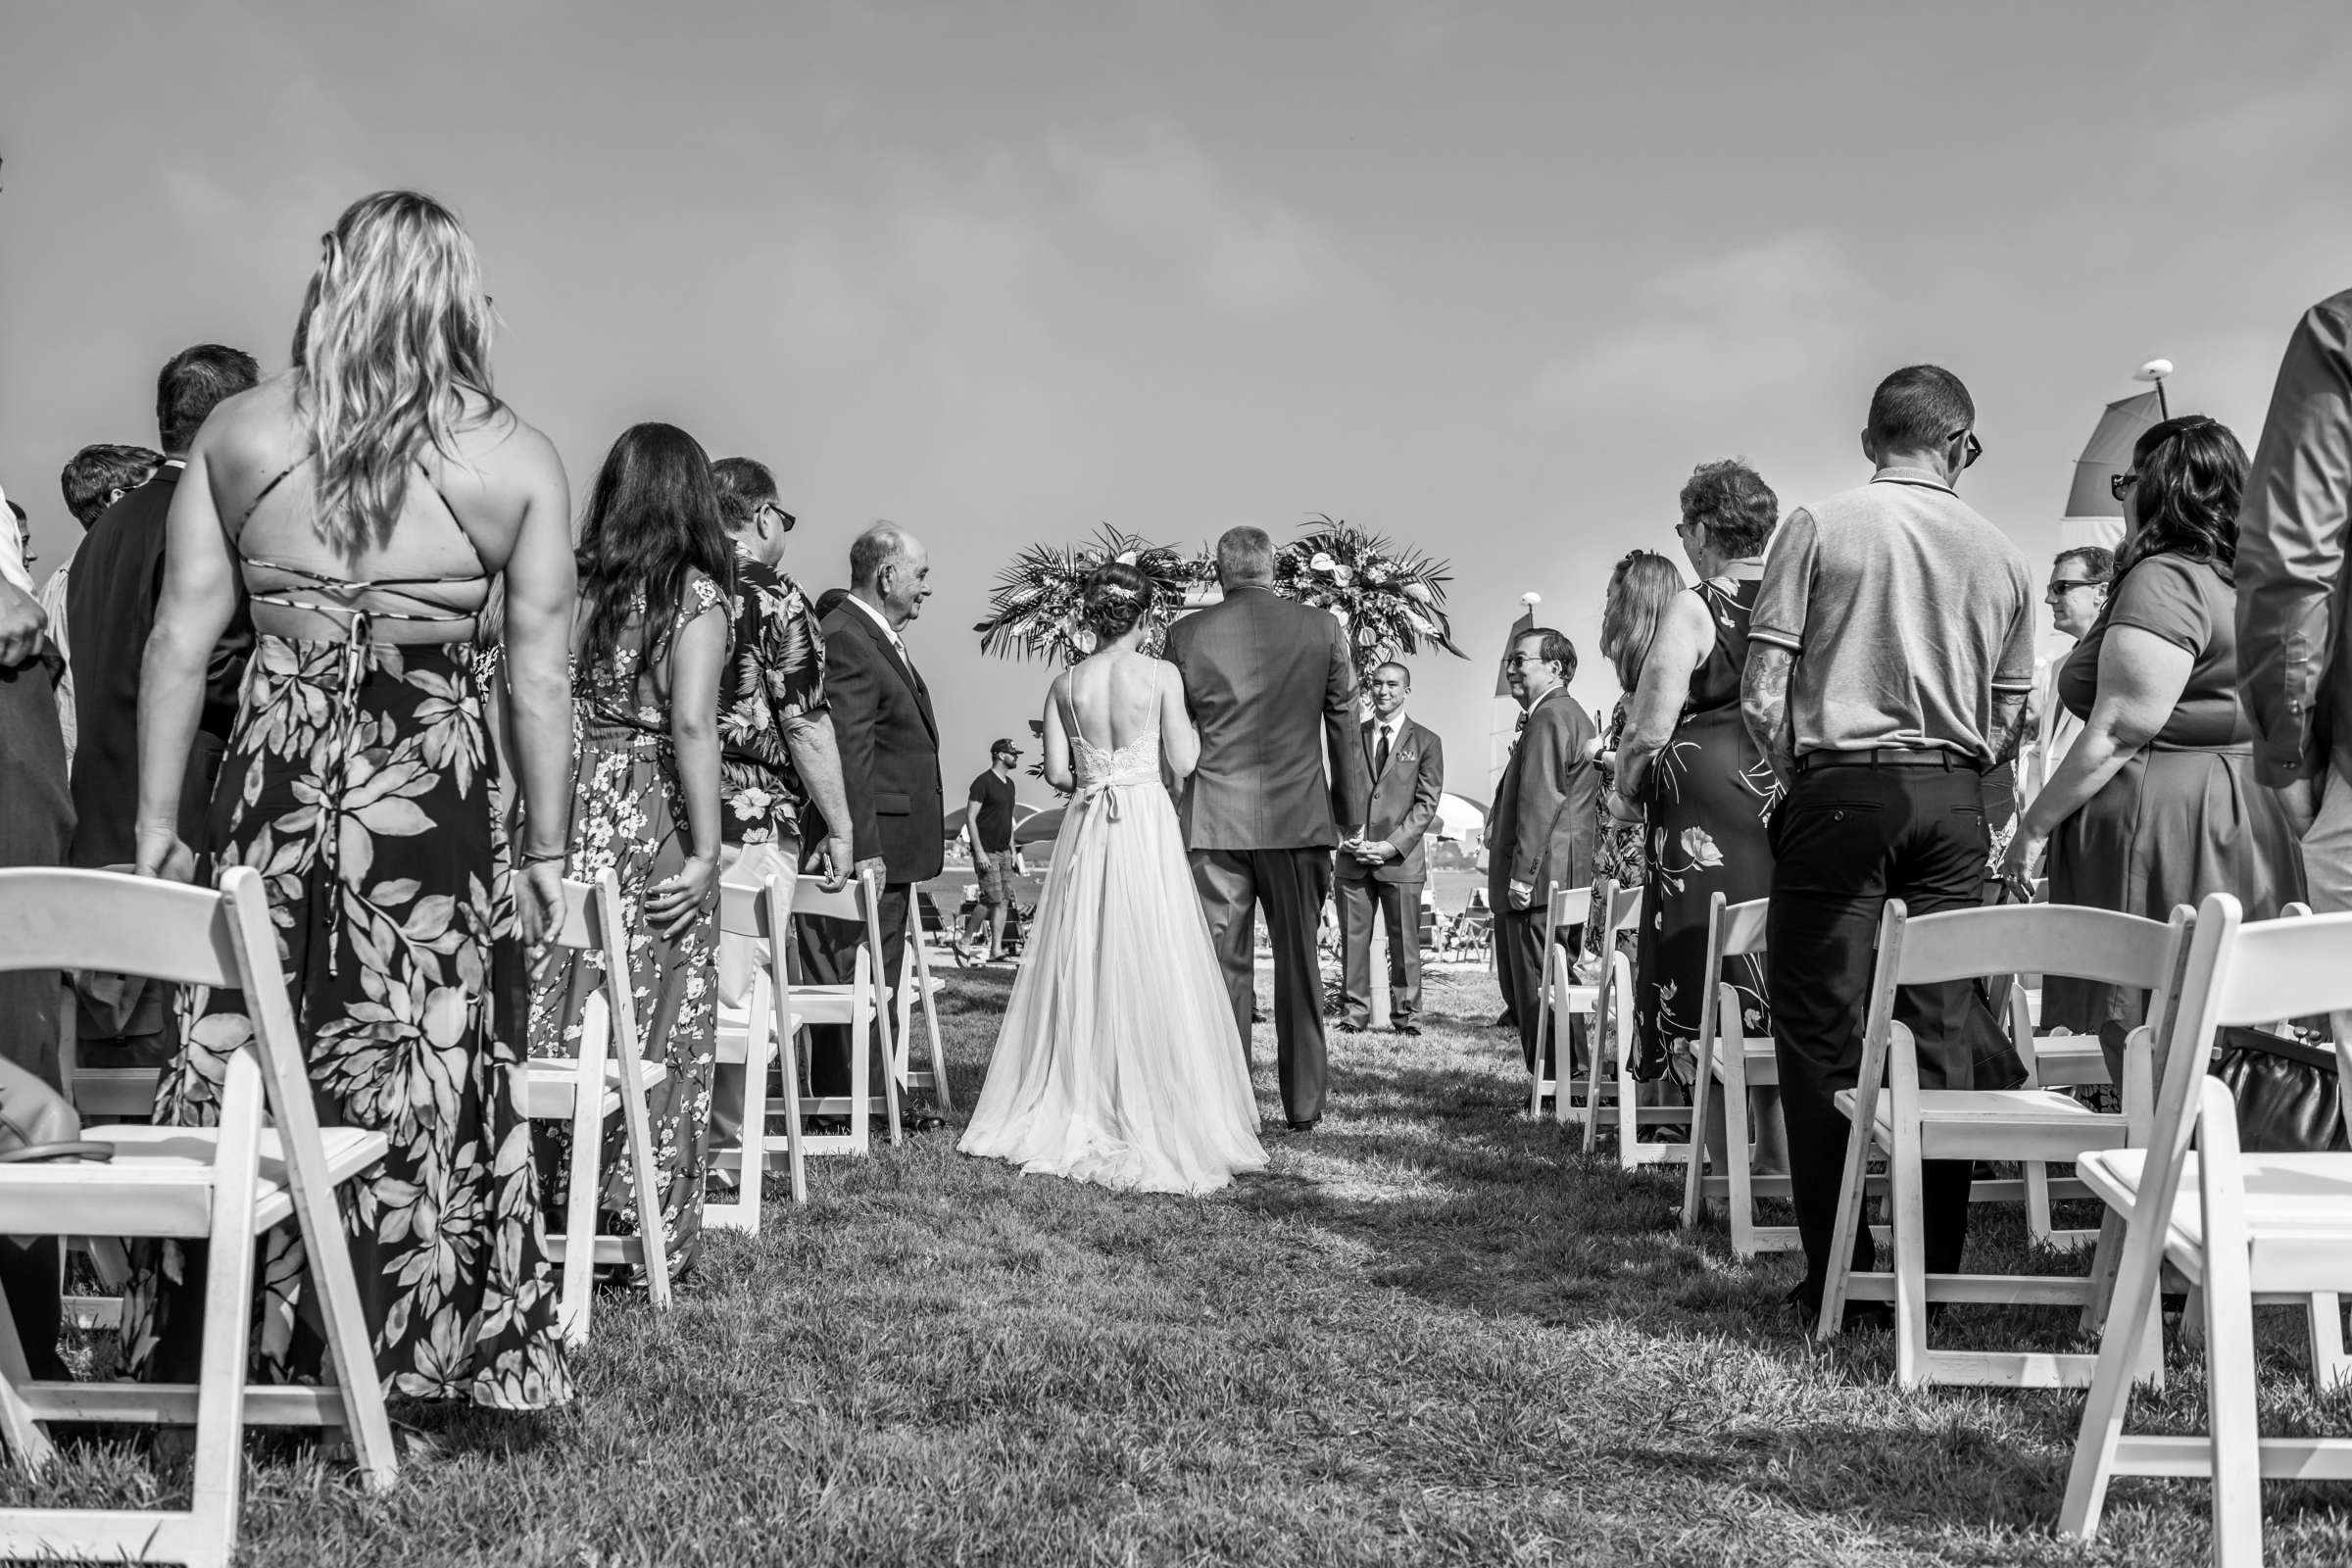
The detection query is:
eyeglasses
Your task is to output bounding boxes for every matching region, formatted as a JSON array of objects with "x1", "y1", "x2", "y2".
[
  {"x1": 2109, "y1": 471, "x2": 2138, "y2": 502},
  {"x1": 2044, "y1": 579, "x2": 2103, "y2": 602},
  {"x1": 1949, "y1": 429, "x2": 1984, "y2": 469},
  {"x1": 1505, "y1": 653, "x2": 1550, "y2": 668},
  {"x1": 759, "y1": 501, "x2": 797, "y2": 530}
]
